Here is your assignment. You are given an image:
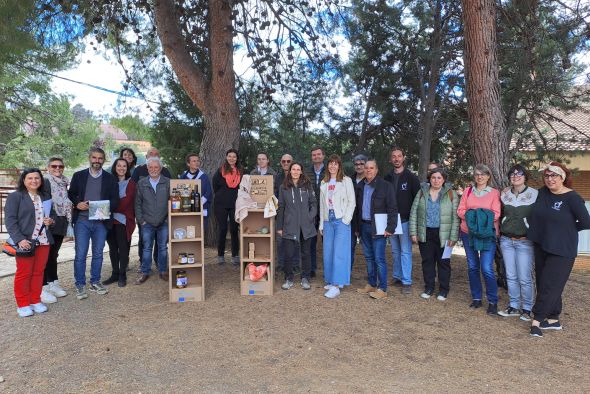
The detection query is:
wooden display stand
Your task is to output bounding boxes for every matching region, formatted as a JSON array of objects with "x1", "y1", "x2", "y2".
[
  {"x1": 168, "y1": 179, "x2": 205, "y2": 302},
  {"x1": 239, "y1": 175, "x2": 274, "y2": 296}
]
